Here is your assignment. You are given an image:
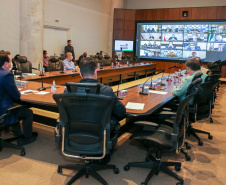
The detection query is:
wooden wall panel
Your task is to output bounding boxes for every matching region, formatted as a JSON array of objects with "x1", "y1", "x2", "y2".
[
  {"x1": 125, "y1": 9, "x2": 136, "y2": 21},
  {"x1": 135, "y1": 9, "x2": 147, "y2": 20},
  {"x1": 167, "y1": 8, "x2": 180, "y2": 20},
  {"x1": 221, "y1": 66, "x2": 226, "y2": 78},
  {"x1": 114, "y1": 20, "x2": 124, "y2": 30},
  {"x1": 156, "y1": 9, "x2": 168, "y2": 20},
  {"x1": 124, "y1": 20, "x2": 135, "y2": 31},
  {"x1": 191, "y1": 7, "x2": 205, "y2": 20},
  {"x1": 123, "y1": 30, "x2": 135, "y2": 40},
  {"x1": 114, "y1": 30, "x2": 124, "y2": 40},
  {"x1": 217, "y1": 7, "x2": 226, "y2": 19},
  {"x1": 146, "y1": 9, "x2": 157, "y2": 20},
  {"x1": 114, "y1": 9, "x2": 125, "y2": 20},
  {"x1": 203, "y1": 7, "x2": 218, "y2": 20}
]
